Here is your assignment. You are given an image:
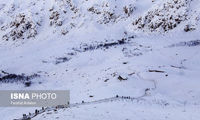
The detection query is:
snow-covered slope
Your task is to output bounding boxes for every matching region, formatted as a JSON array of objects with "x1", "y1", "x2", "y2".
[
  {"x1": 0, "y1": 0, "x2": 200, "y2": 120},
  {"x1": 132, "y1": 0, "x2": 200, "y2": 32}
]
